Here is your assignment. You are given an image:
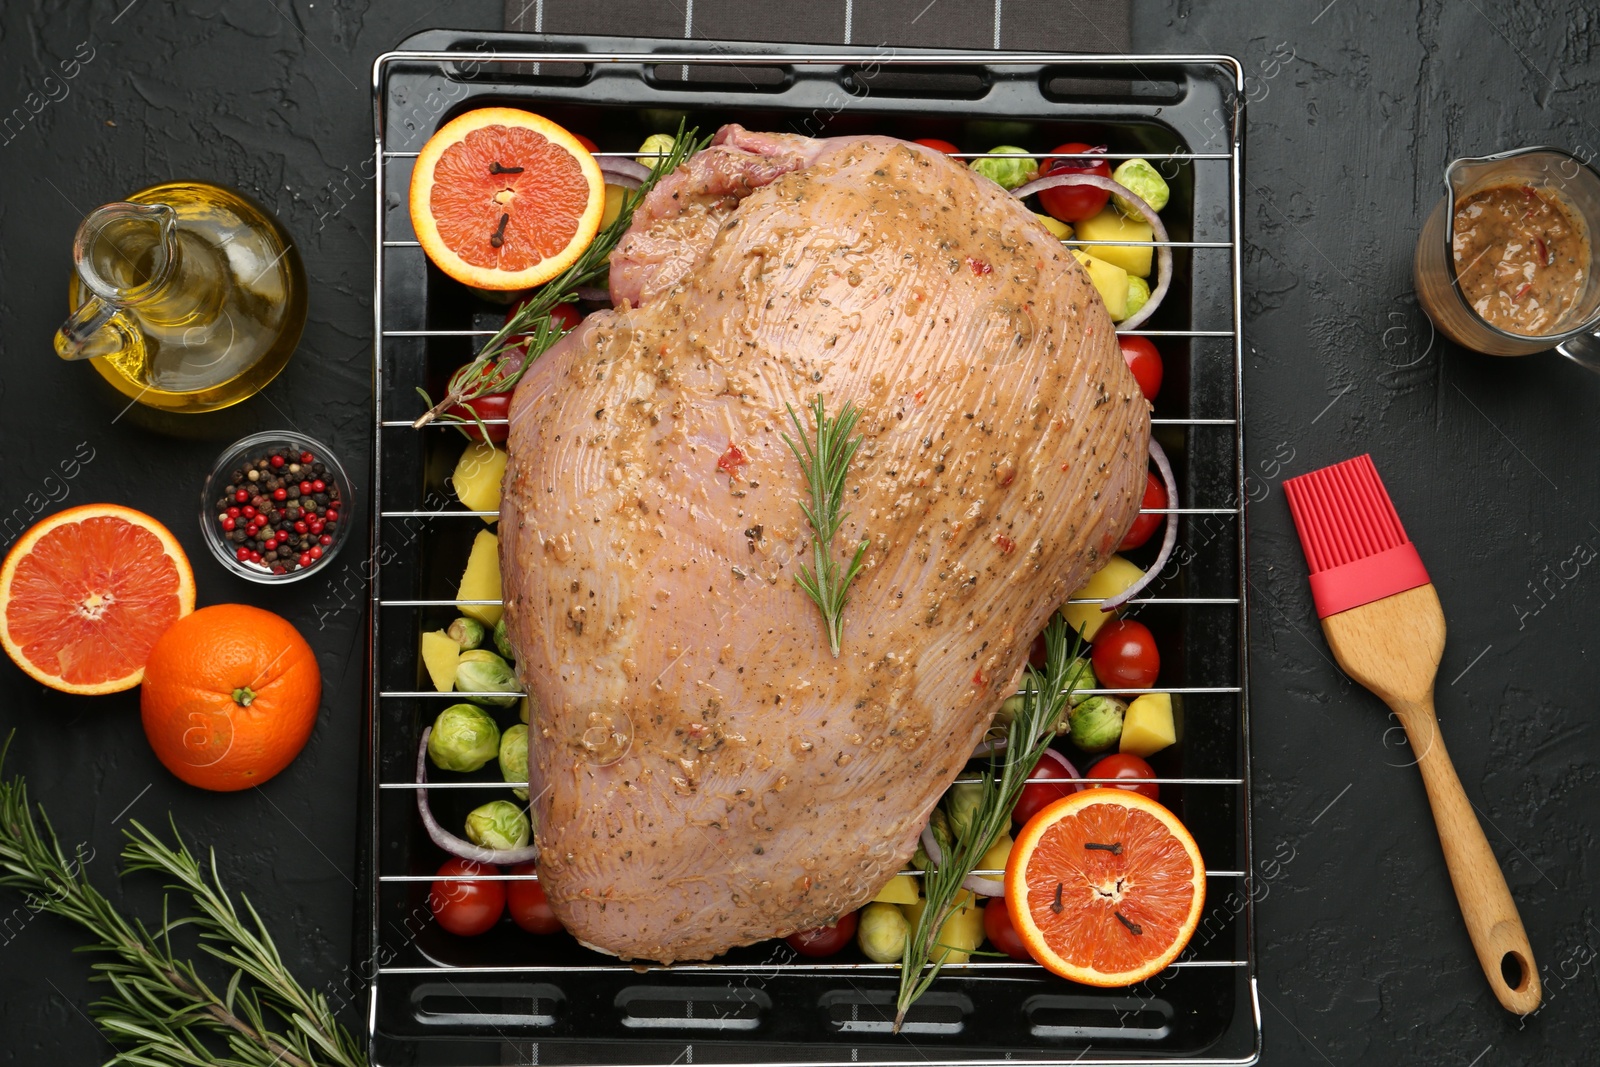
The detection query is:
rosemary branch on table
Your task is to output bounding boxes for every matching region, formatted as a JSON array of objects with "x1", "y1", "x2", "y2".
[
  {"x1": 0, "y1": 760, "x2": 366, "y2": 1067},
  {"x1": 894, "y1": 613, "x2": 1086, "y2": 1030},
  {"x1": 781, "y1": 394, "x2": 872, "y2": 657},
  {"x1": 414, "y1": 121, "x2": 713, "y2": 435}
]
